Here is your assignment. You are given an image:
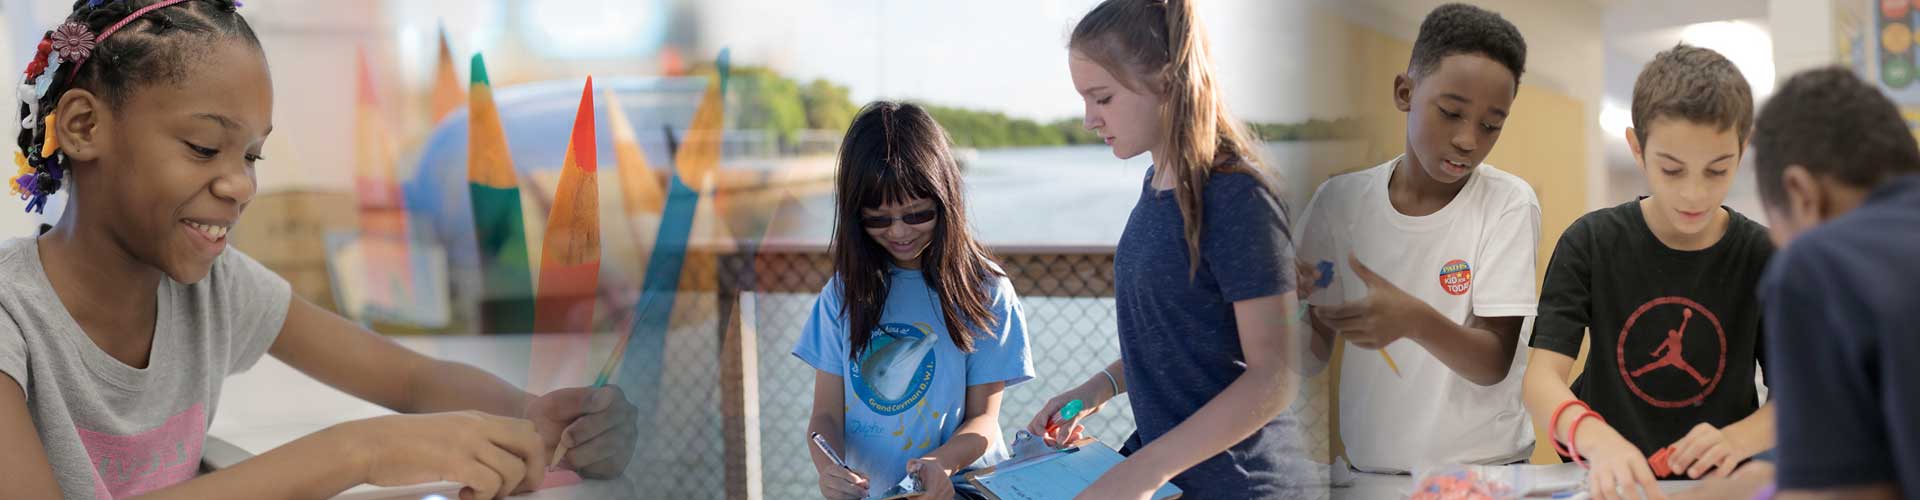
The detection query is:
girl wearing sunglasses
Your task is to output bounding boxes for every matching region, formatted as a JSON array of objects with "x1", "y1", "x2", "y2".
[{"x1": 795, "y1": 101, "x2": 1035, "y2": 500}]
